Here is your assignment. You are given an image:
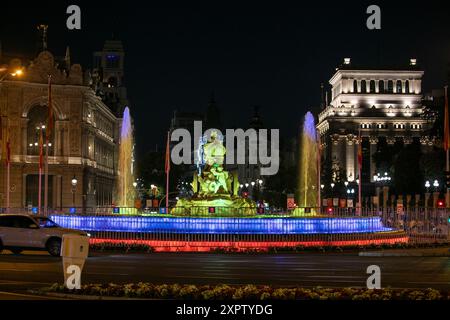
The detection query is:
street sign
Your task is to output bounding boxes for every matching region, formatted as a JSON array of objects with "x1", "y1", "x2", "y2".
[
  {"x1": 287, "y1": 194, "x2": 296, "y2": 209},
  {"x1": 333, "y1": 198, "x2": 339, "y2": 207},
  {"x1": 347, "y1": 199, "x2": 354, "y2": 208}
]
